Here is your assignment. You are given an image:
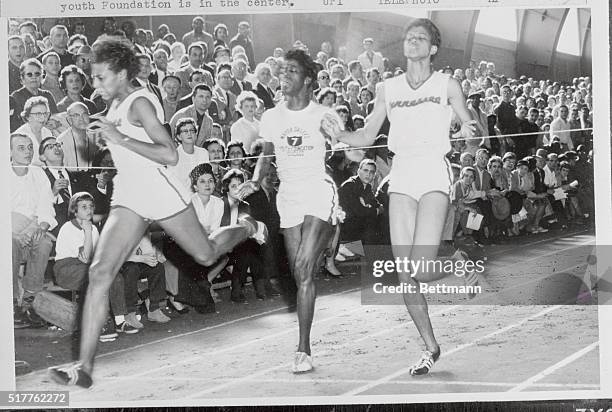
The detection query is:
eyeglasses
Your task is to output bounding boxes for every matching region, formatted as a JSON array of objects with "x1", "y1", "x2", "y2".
[
  {"x1": 180, "y1": 128, "x2": 197, "y2": 134},
  {"x1": 43, "y1": 142, "x2": 62, "y2": 151},
  {"x1": 319, "y1": 76, "x2": 330, "y2": 80},
  {"x1": 30, "y1": 111, "x2": 49, "y2": 117},
  {"x1": 24, "y1": 71, "x2": 42, "y2": 78}
]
